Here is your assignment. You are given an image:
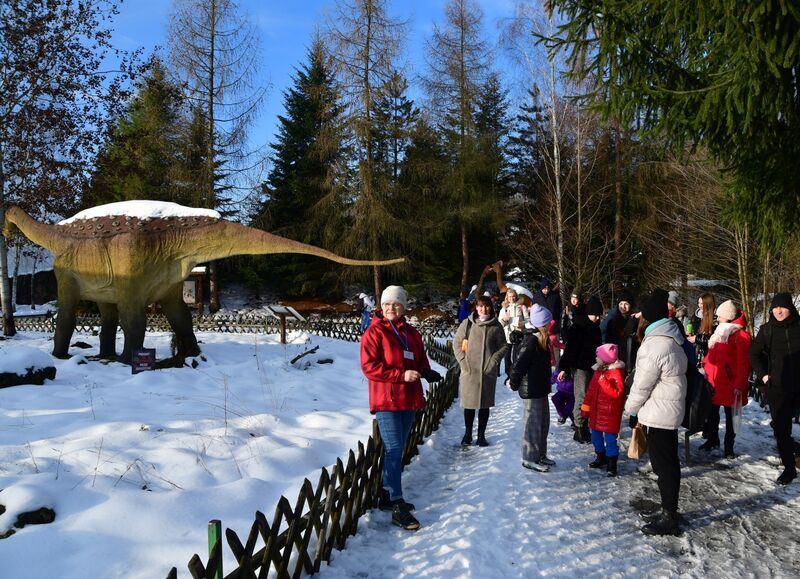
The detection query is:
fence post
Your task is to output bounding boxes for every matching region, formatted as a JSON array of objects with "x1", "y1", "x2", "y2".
[{"x1": 208, "y1": 519, "x2": 222, "y2": 579}]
